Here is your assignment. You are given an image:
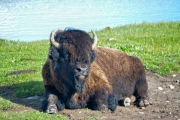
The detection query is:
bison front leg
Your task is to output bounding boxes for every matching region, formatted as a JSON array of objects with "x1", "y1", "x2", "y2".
[
  {"x1": 42, "y1": 87, "x2": 65, "y2": 114},
  {"x1": 92, "y1": 90, "x2": 117, "y2": 112}
]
